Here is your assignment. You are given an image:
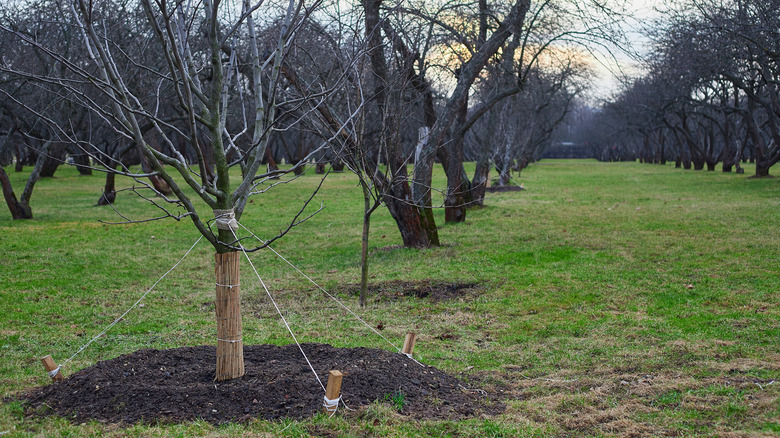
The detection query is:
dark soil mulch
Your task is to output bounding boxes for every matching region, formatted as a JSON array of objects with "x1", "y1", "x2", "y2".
[
  {"x1": 20, "y1": 344, "x2": 500, "y2": 425},
  {"x1": 485, "y1": 185, "x2": 524, "y2": 193},
  {"x1": 343, "y1": 280, "x2": 482, "y2": 301}
]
